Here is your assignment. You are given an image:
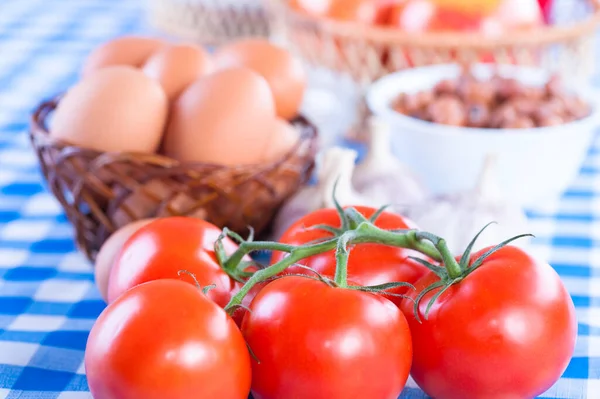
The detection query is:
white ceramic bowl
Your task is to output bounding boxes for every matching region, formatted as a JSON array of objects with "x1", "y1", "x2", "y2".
[{"x1": 366, "y1": 63, "x2": 600, "y2": 206}]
